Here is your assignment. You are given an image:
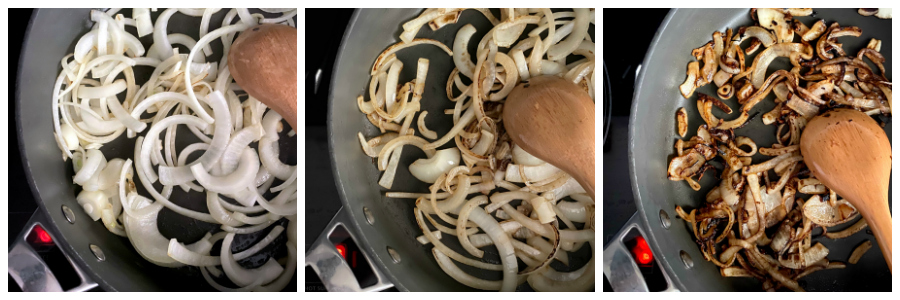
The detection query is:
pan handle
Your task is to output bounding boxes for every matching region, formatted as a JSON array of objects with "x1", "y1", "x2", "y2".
[
  {"x1": 8, "y1": 211, "x2": 99, "y2": 292},
  {"x1": 305, "y1": 207, "x2": 395, "y2": 292},
  {"x1": 602, "y1": 213, "x2": 678, "y2": 292}
]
